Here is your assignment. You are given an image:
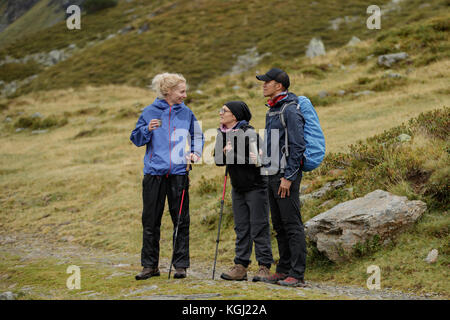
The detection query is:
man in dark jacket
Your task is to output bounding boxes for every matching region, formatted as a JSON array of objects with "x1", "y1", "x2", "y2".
[
  {"x1": 256, "y1": 68, "x2": 307, "y2": 287},
  {"x1": 214, "y1": 101, "x2": 273, "y2": 282}
]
